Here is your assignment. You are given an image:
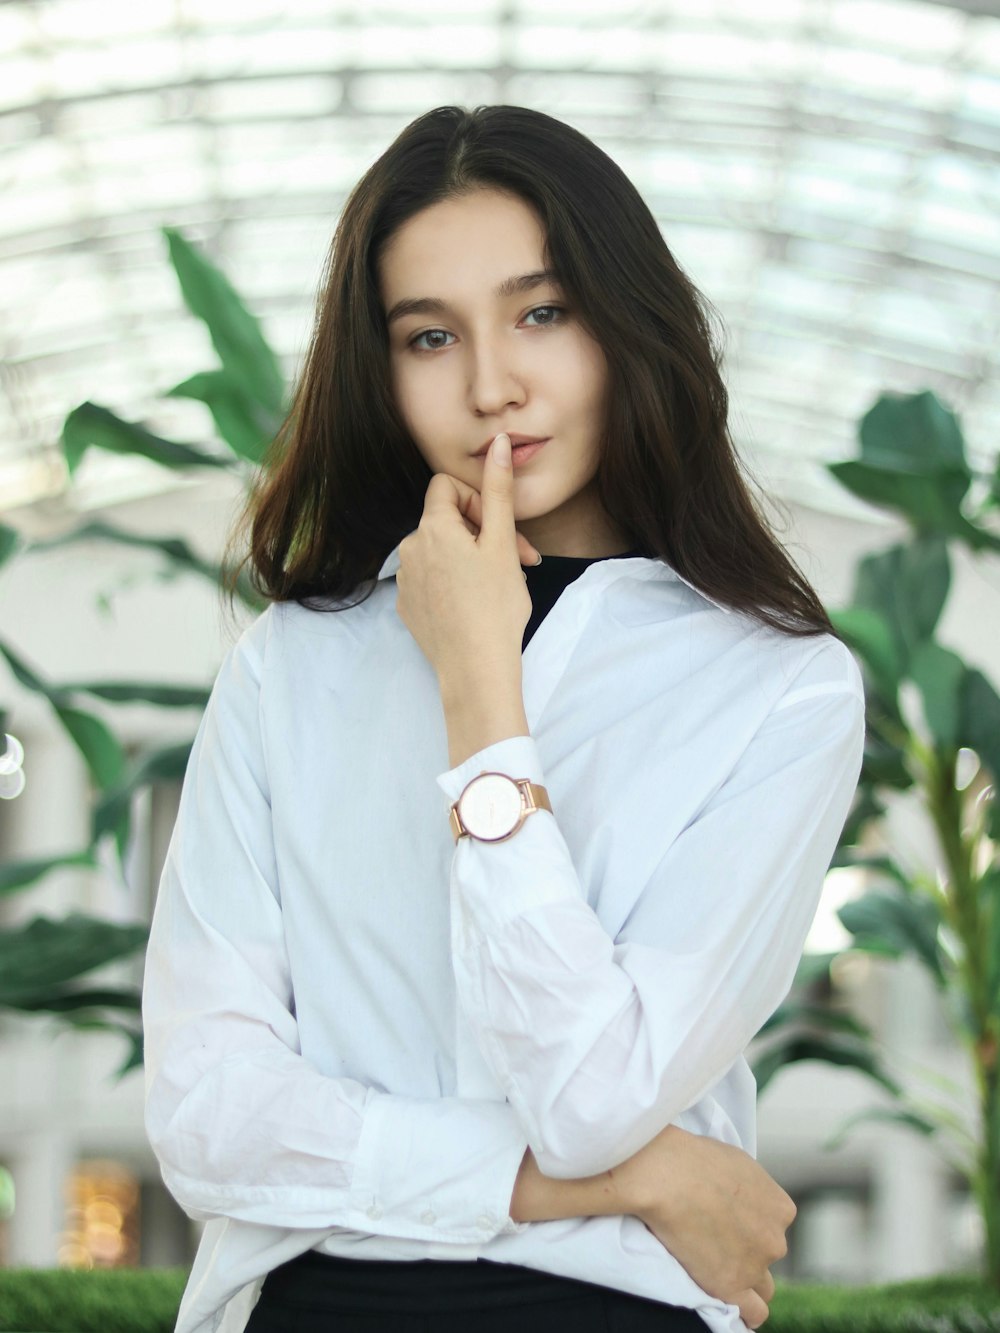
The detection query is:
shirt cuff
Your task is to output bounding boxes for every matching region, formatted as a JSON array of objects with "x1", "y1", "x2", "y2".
[
  {"x1": 436, "y1": 732, "x2": 580, "y2": 935},
  {"x1": 348, "y1": 1092, "x2": 531, "y2": 1244},
  {"x1": 435, "y1": 733, "x2": 547, "y2": 806}
]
